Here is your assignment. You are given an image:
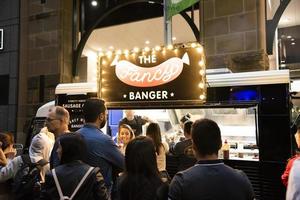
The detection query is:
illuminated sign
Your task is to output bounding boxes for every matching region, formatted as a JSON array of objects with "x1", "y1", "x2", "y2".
[
  {"x1": 0, "y1": 29, "x2": 3, "y2": 50},
  {"x1": 100, "y1": 43, "x2": 206, "y2": 108}
]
